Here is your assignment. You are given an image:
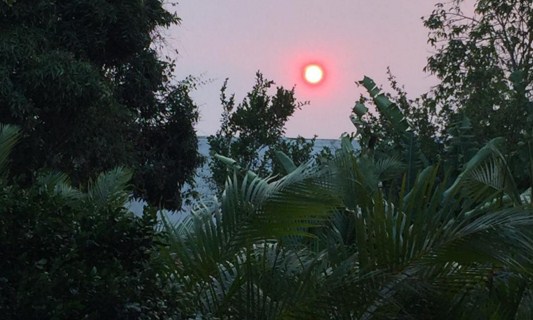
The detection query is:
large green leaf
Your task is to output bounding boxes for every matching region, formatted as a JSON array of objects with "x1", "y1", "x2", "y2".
[{"x1": 359, "y1": 76, "x2": 409, "y2": 132}]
